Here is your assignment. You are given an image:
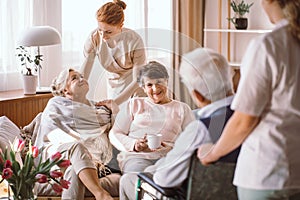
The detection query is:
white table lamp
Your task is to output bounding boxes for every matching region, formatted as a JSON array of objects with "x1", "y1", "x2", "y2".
[{"x1": 18, "y1": 26, "x2": 61, "y2": 93}]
